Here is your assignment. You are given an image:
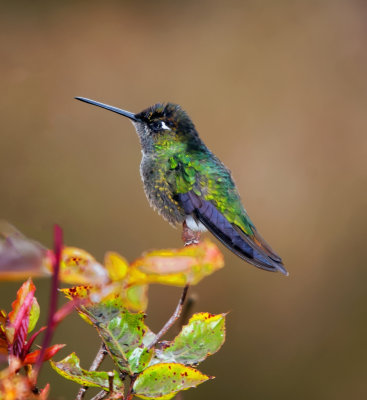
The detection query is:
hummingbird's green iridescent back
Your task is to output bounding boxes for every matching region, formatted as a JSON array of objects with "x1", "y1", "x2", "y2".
[{"x1": 75, "y1": 98, "x2": 287, "y2": 275}]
